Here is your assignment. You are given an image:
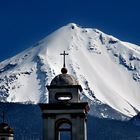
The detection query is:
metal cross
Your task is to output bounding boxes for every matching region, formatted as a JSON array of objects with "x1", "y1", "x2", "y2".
[{"x1": 60, "y1": 51, "x2": 69, "y2": 68}]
